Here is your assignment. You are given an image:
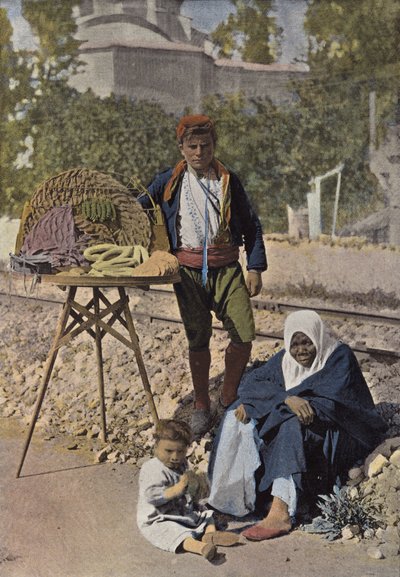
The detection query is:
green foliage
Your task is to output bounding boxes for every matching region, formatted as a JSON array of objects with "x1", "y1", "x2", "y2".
[
  {"x1": 5, "y1": 87, "x2": 178, "y2": 215},
  {"x1": 1, "y1": 0, "x2": 397, "y2": 236},
  {"x1": 304, "y1": 0, "x2": 400, "y2": 136},
  {"x1": 0, "y1": 9, "x2": 33, "y2": 215},
  {"x1": 1, "y1": 0, "x2": 82, "y2": 216},
  {"x1": 211, "y1": 0, "x2": 281, "y2": 63},
  {"x1": 315, "y1": 484, "x2": 381, "y2": 539},
  {"x1": 202, "y1": 92, "x2": 380, "y2": 232},
  {"x1": 21, "y1": 0, "x2": 82, "y2": 83}
]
